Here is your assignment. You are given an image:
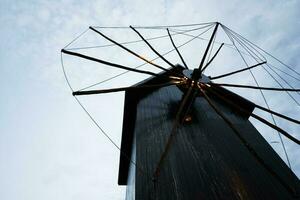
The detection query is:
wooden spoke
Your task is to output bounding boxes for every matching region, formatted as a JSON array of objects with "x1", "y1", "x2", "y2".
[
  {"x1": 254, "y1": 104, "x2": 300, "y2": 125},
  {"x1": 61, "y1": 49, "x2": 160, "y2": 77},
  {"x1": 201, "y1": 43, "x2": 224, "y2": 72},
  {"x1": 166, "y1": 28, "x2": 188, "y2": 69},
  {"x1": 197, "y1": 23, "x2": 219, "y2": 71},
  {"x1": 90, "y1": 26, "x2": 172, "y2": 73},
  {"x1": 206, "y1": 82, "x2": 300, "y2": 92},
  {"x1": 210, "y1": 61, "x2": 267, "y2": 80},
  {"x1": 130, "y1": 25, "x2": 177, "y2": 69},
  {"x1": 153, "y1": 84, "x2": 196, "y2": 180},
  {"x1": 203, "y1": 85, "x2": 300, "y2": 145},
  {"x1": 73, "y1": 81, "x2": 183, "y2": 96}
]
